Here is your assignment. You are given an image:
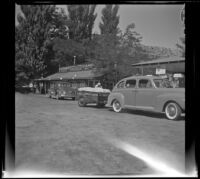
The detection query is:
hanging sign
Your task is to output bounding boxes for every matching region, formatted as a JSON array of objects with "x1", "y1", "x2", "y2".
[{"x1": 156, "y1": 68, "x2": 166, "y2": 75}]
